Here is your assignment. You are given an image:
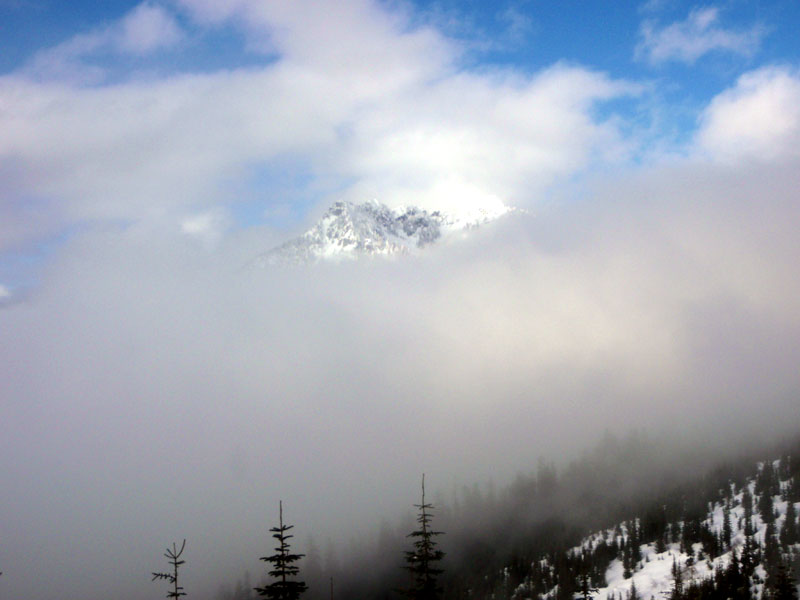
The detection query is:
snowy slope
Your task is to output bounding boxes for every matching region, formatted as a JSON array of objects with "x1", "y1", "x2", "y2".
[
  {"x1": 514, "y1": 461, "x2": 799, "y2": 600},
  {"x1": 253, "y1": 199, "x2": 513, "y2": 266}
]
